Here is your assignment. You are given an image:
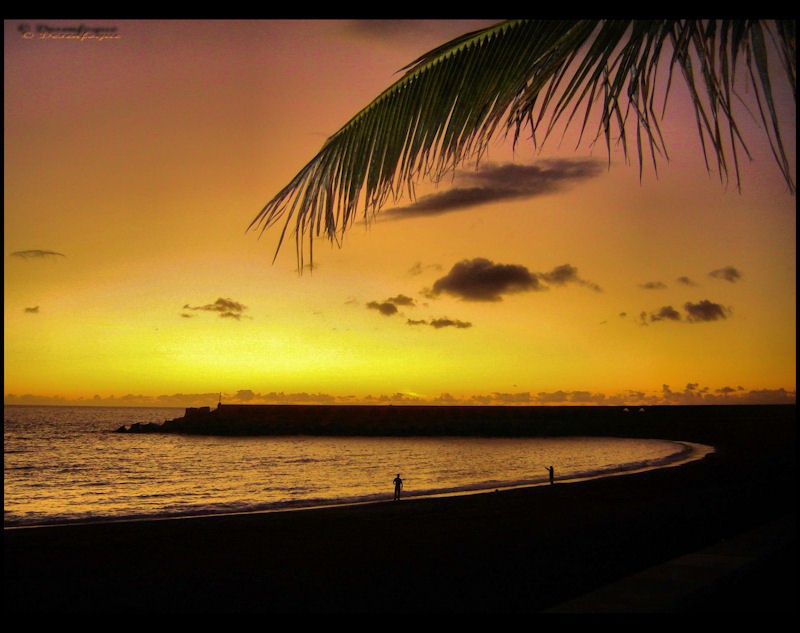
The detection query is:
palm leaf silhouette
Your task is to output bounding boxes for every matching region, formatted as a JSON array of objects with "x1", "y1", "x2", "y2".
[{"x1": 250, "y1": 20, "x2": 796, "y2": 268}]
